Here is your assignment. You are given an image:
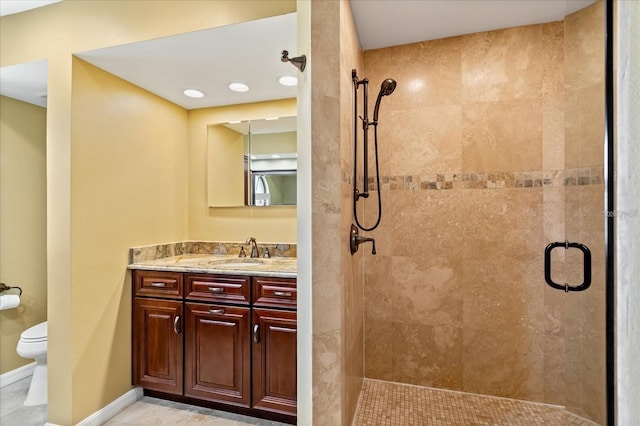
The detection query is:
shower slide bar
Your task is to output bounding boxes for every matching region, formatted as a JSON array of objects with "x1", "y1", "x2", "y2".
[{"x1": 544, "y1": 241, "x2": 592, "y2": 292}]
